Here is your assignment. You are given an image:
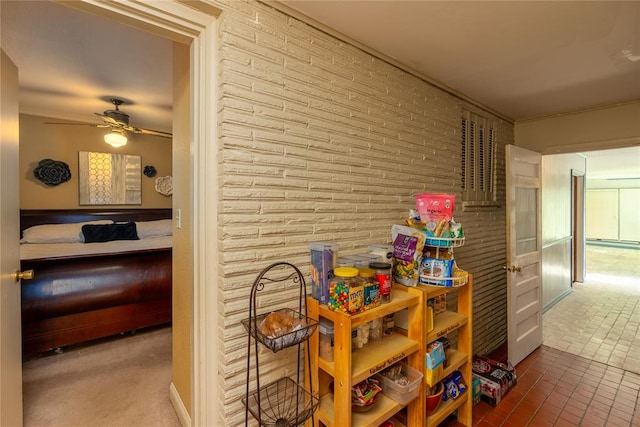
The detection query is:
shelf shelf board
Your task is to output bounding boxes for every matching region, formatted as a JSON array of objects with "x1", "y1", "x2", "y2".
[
  {"x1": 318, "y1": 392, "x2": 406, "y2": 427},
  {"x1": 426, "y1": 391, "x2": 469, "y2": 427},
  {"x1": 319, "y1": 333, "x2": 420, "y2": 385},
  {"x1": 427, "y1": 311, "x2": 468, "y2": 343},
  {"x1": 441, "y1": 349, "x2": 469, "y2": 381},
  {"x1": 317, "y1": 288, "x2": 419, "y2": 328}
]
